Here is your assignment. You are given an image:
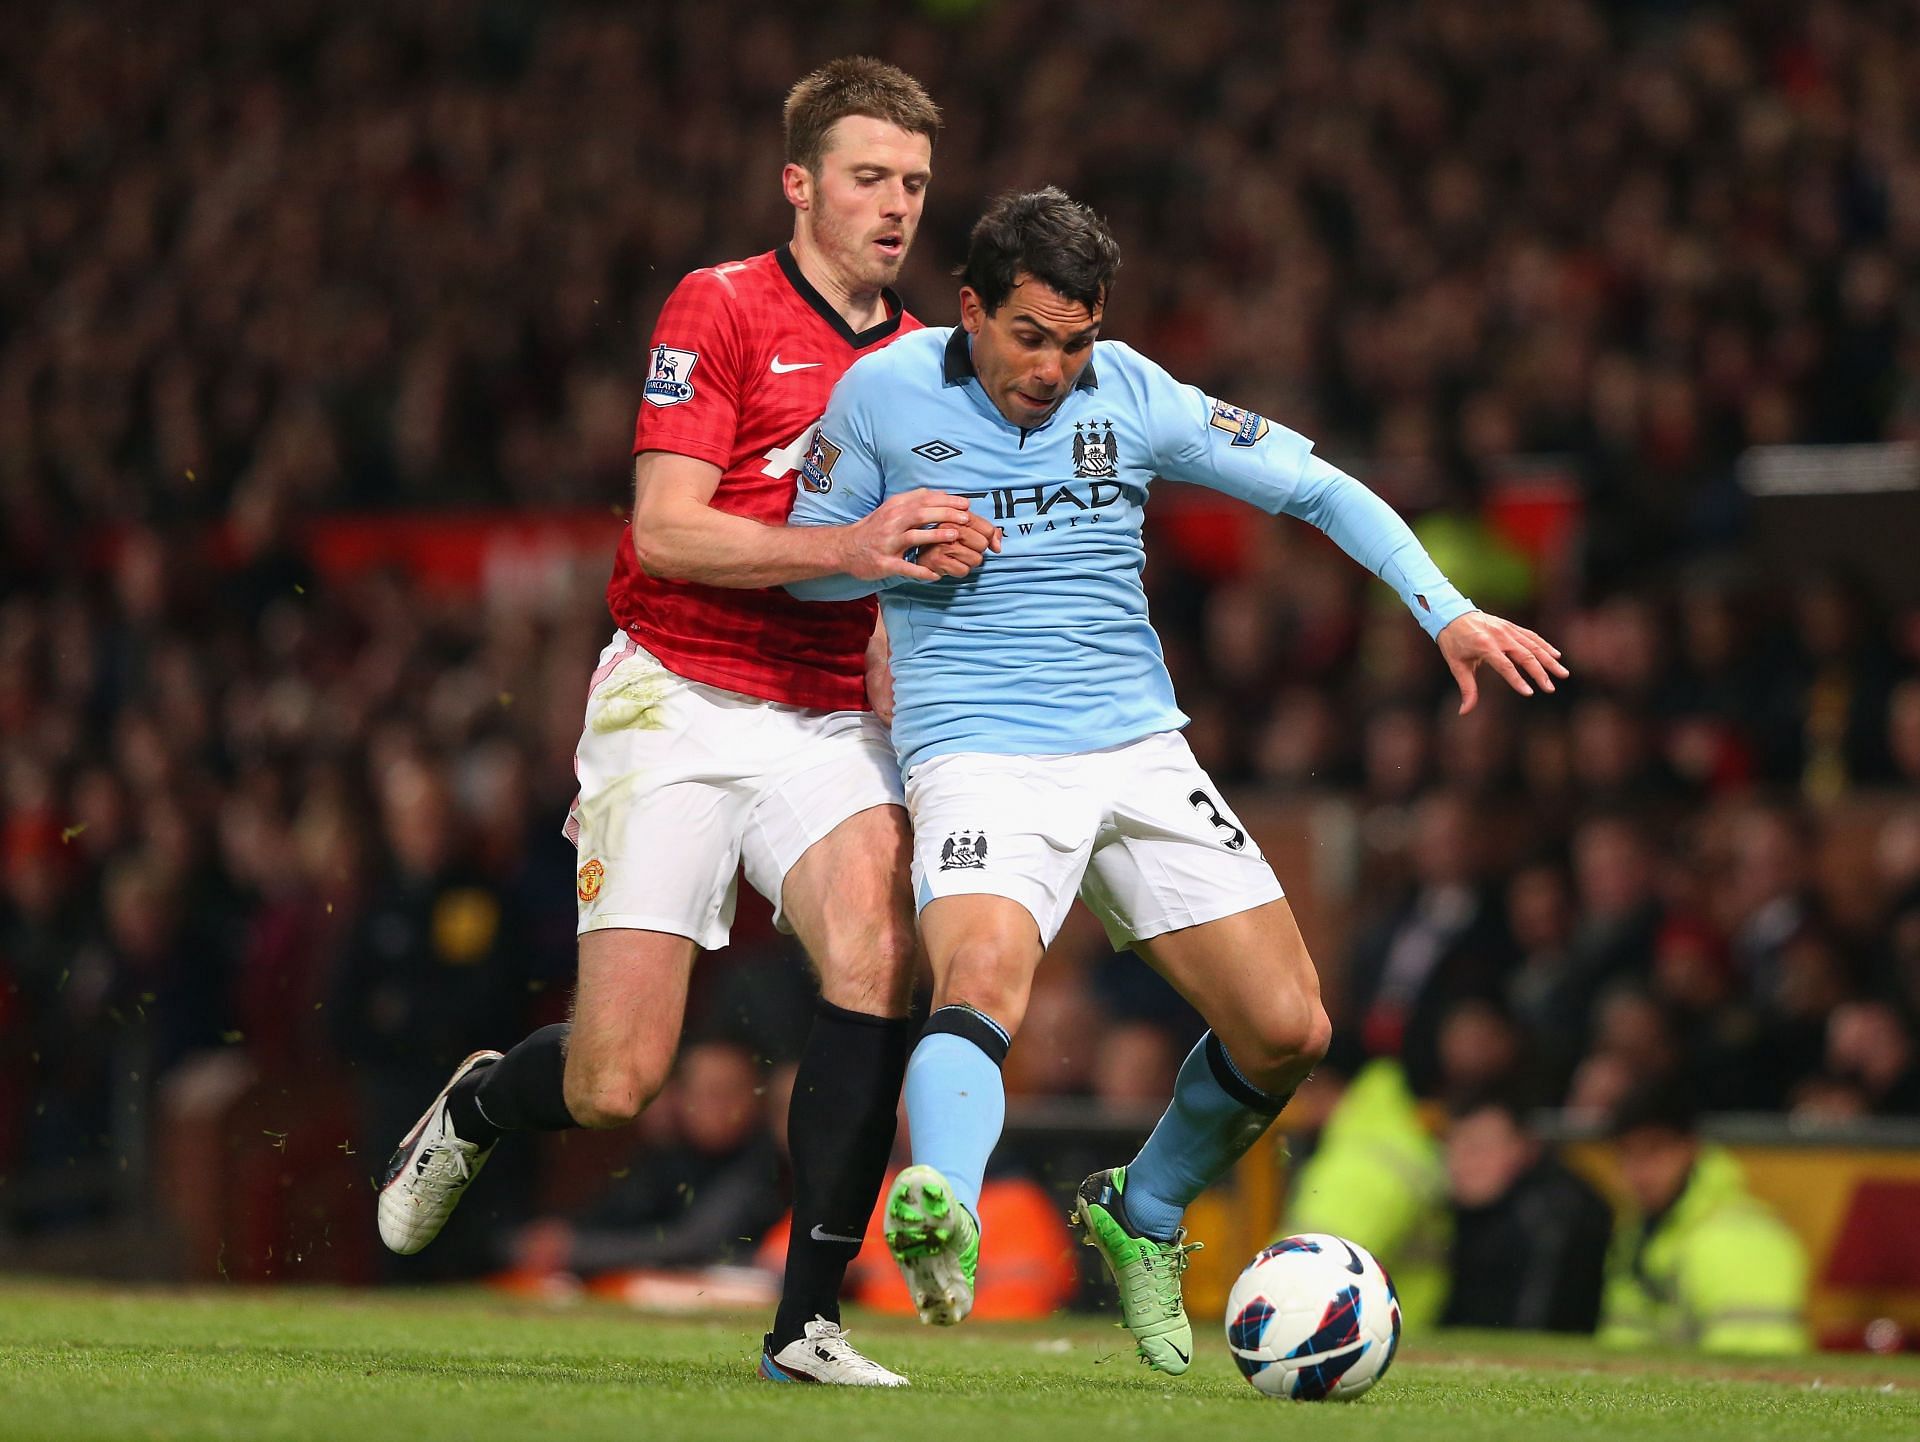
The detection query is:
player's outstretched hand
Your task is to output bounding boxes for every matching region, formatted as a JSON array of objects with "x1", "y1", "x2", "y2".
[
  {"x1": 1437, "y1": 610, "x2": 1569, "y2": 714},
  {"x1": 840, "y1": 488, "x2": 994, "y2": 582}
]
